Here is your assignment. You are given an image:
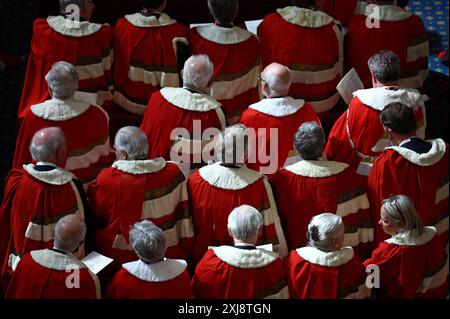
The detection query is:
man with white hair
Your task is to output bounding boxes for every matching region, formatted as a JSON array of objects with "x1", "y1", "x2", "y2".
[
  {"x1": 13, "y1": 61, "x2": 114, "y2": 188},
  {"x1": 188, "y1": 124, "x2": 287, "y2": 266},
  {"x1": 0, "y1": 127, "x2": 87, "y2": 293},
  {"x1": 239, "y1": 62, "x2": 320, "y2": 179},
  {"x1": 189, "y1": 0, "x2": 261, "y2": 124},
  {"x1": 192, "y1": 205, "x2": 289, "y2": 299},
  {"x1": 87, "y1": 126, "x2": 194, "y2": 270},
  {"x1": 5, "y1": 214, "x2": 101, "y2": 299},
  {"x1": 140, "y1": 54, "x2": 226, "y2": 177},
  {"x1": 17, "y1": 0, "x2": 113, "y2": 119}
]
